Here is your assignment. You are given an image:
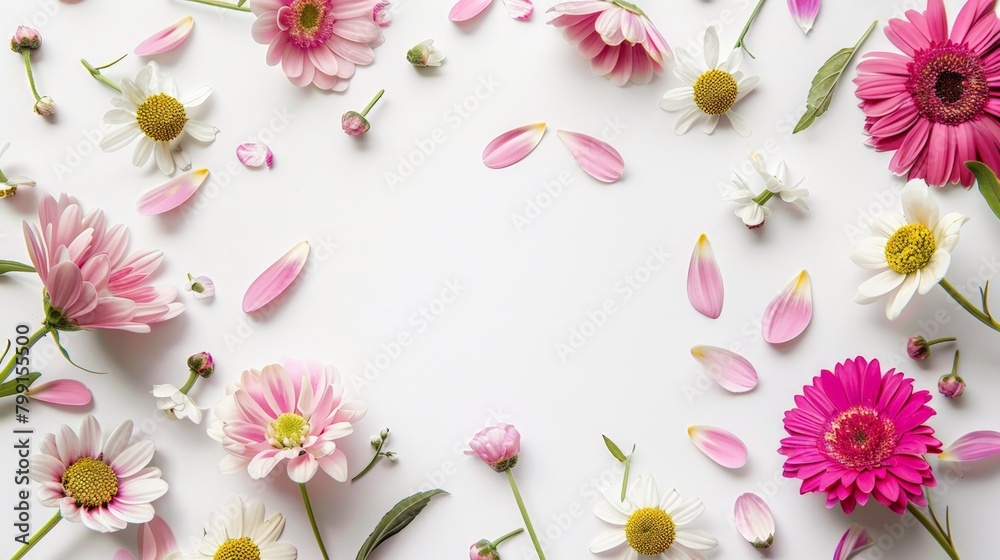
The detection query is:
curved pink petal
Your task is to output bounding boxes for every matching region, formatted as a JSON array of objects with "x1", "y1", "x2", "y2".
[
  {"x1": 25, "y1": 379, "x2": 92, "y2": 406},
  {"x1": 688, "y1": 425, "x2": 748, "y2": 468},
  {"x1": 500, "y1": 0, "x2": 533, "y2": 20},
  {"x1": 834, "y1": 524, "x2": 874, "y2": 560},
  {"x1": 762, "y1": 270, "x2": 812, "y2": 344},
  {"x1": 450, "y1": 0, "x2": 493, "y2": 22},
  {"x1": 135, "y1": 16, "x2": 195, "y2": 56},
  {"x1": 687, "y1": 234, "x2": 724, "y2": 319},
  {"x1": 138, "y1": 514, "x2": 178, "y2": 560},
  {"x1": 787, "y1": 0, "x2": 820, "y2": 34},
  {"x1": 734, "y1": 493, "x2": 775, "y2": 548},
  {"x1": 136, "y1": 168, "x2": 210, "y2": 216},
  {"x1": 113, "y1": 550, "x2": 137, "y2": 560},
  {"x1": 236, "y1": 142, "x2": 274, "y2": 168},
  {"x1": 242, "y1": 241, "x2": 310, "y2": 313},
  {"x1": 939, "y1": 431, "x2": 1000, "y2": 462},
  {"x1": 556, "y1": 129, "x2": 624, "y2": 183},
  {"x1": 690, "y1": 345, "x2": 758, "y2": 393},
  {"x1": 482, "y1": 123, "x2": 546, "y2": 169}
]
